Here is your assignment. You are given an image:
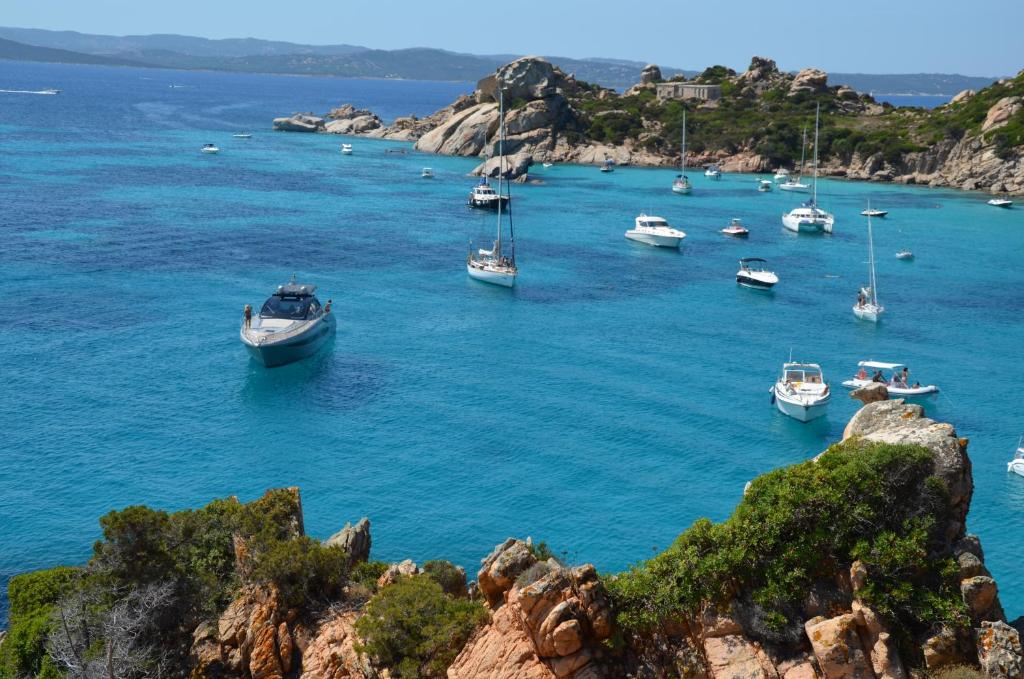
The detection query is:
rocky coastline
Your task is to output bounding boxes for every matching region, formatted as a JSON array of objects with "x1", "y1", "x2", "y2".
[
  {"x1": 272, "y1": 56, "x2": 1024, "y2": 195},
  {"x1": 2, "y1": 397, "x2": 1022, "y2": 679}
]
